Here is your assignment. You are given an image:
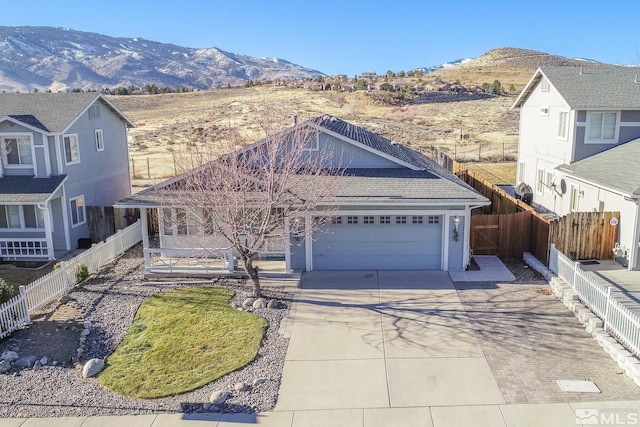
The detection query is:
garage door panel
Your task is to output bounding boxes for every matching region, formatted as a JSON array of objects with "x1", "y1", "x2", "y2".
[{"x1": 312, "y1": 215, "x2": 443, "y2": 270}]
